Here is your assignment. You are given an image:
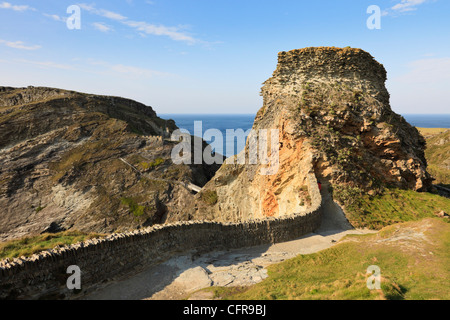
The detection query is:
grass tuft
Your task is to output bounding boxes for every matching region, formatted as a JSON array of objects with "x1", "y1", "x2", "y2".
[
  {"x1": 0, "y1": 231, "x2": 104, "y2": 260},
  {"x1": 344, "y1": 188, "x2": 450, "y2": 230},
  {"x1": 200, "y1": 190, "x2": 218, "y2": 205}
]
